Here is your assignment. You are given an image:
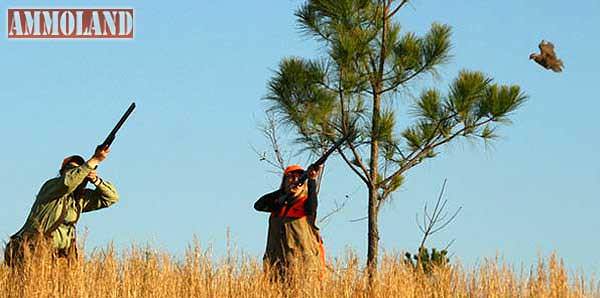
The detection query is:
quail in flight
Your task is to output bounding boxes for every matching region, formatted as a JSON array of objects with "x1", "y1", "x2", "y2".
[{"x1": 530, "y1": 40, "x2": 564, "y2": 72}]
